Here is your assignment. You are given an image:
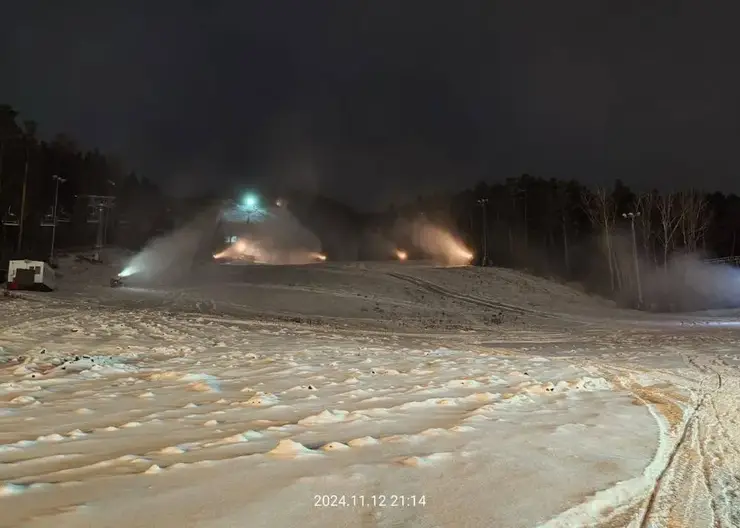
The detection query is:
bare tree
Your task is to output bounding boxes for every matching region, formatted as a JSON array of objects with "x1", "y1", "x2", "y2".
[
  {"x1": 552, "y1": 180, "x2": 571, "y2": 274},
  {"x1": 656, "y1": 192, "x2": 684, "y2": 269},
  {"x1": 634, "y1": 191, "x2": 656, "y2": 265},
  {"x1": 679, "y1": 190, "x2": 710, "y2": 253},
  {"x1": 582, "y1": 186, "x2": 618, "y2": 291},
  {"x1": 505, "y1": 178, "x2": 519, "y2": 258}
]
